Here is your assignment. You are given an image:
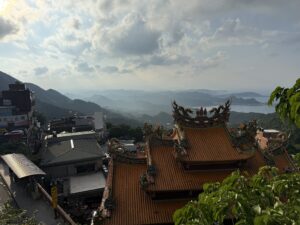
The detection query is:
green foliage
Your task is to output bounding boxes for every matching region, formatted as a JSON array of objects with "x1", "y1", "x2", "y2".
[
  {"x1": 293, "y1": 153, "x2": 300, "y2": 167},
  {"x1": 107, "y1": 123, "x2": 144, "y2": 142},
  {"x1": 0, "y1": 202, "x2": 39, "y2": 225},
  {"x1": 173, "y1": 166, "x2": 300, "y2": 225},
  {"x1": 0, "y1": 142, "x2": 29, "y2": 155},
  {"x1": 268, "y1": 78, "x2": 300, "y2": 128},
  {"x1": 33, "y1": 111, "x2": 47, "y2": 126}
]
